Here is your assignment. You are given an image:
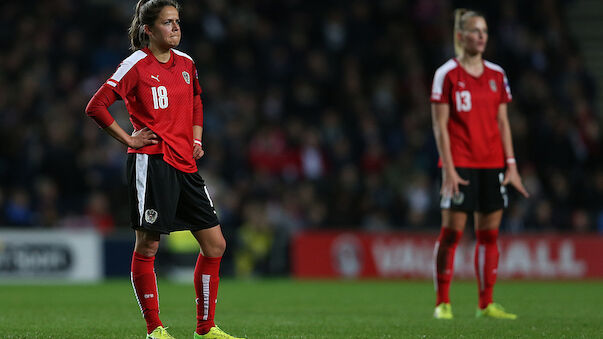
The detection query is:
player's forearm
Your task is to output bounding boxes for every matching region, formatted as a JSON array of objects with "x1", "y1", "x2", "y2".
[
  {"x1": 193, "y1": 125, "x2": 203, "y2": 142},
  {"x1": 500, "y1": 122, "x2": 515, "y2": 159},
  {"x1": 434, "y1": 127, "x2": 455, "y2": 171},
  {"x1": 104, "y1": 121, "x2": 133, "y2": 148},
  {"x1": 431, "y1": 105, "x2": 455, "y2": 171},
  {"x1": 497, "y1": 106, "x2": 515, "y2": 159}
]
